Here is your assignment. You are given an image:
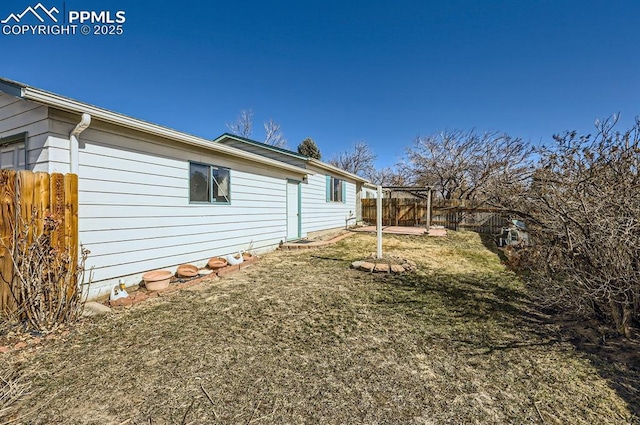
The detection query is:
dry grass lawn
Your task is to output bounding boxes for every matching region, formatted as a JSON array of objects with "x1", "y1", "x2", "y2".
[{"x1": 1, "y1": 231, "x2": 637, "y2": 424}]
